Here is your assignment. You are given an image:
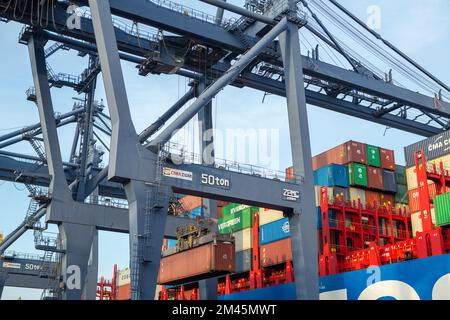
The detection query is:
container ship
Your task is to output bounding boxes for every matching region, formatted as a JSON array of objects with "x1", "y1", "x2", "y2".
[{"x1": 97, "y1": 134, "x2": 450, "y2": 301}]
